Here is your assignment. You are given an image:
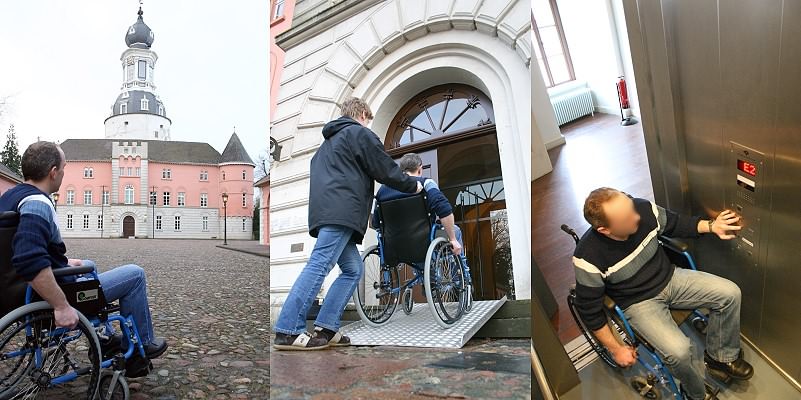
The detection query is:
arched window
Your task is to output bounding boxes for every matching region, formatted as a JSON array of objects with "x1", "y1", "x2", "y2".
[
  {"x1": 386, "y1": 84, "x2": 495, "y2": 152},
  {"x1": 124, "y1": 185, "x2": 135, "y2": 204},
  {"x1": 242, "y1": 170, "x2": 247, "y2": 180}
]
